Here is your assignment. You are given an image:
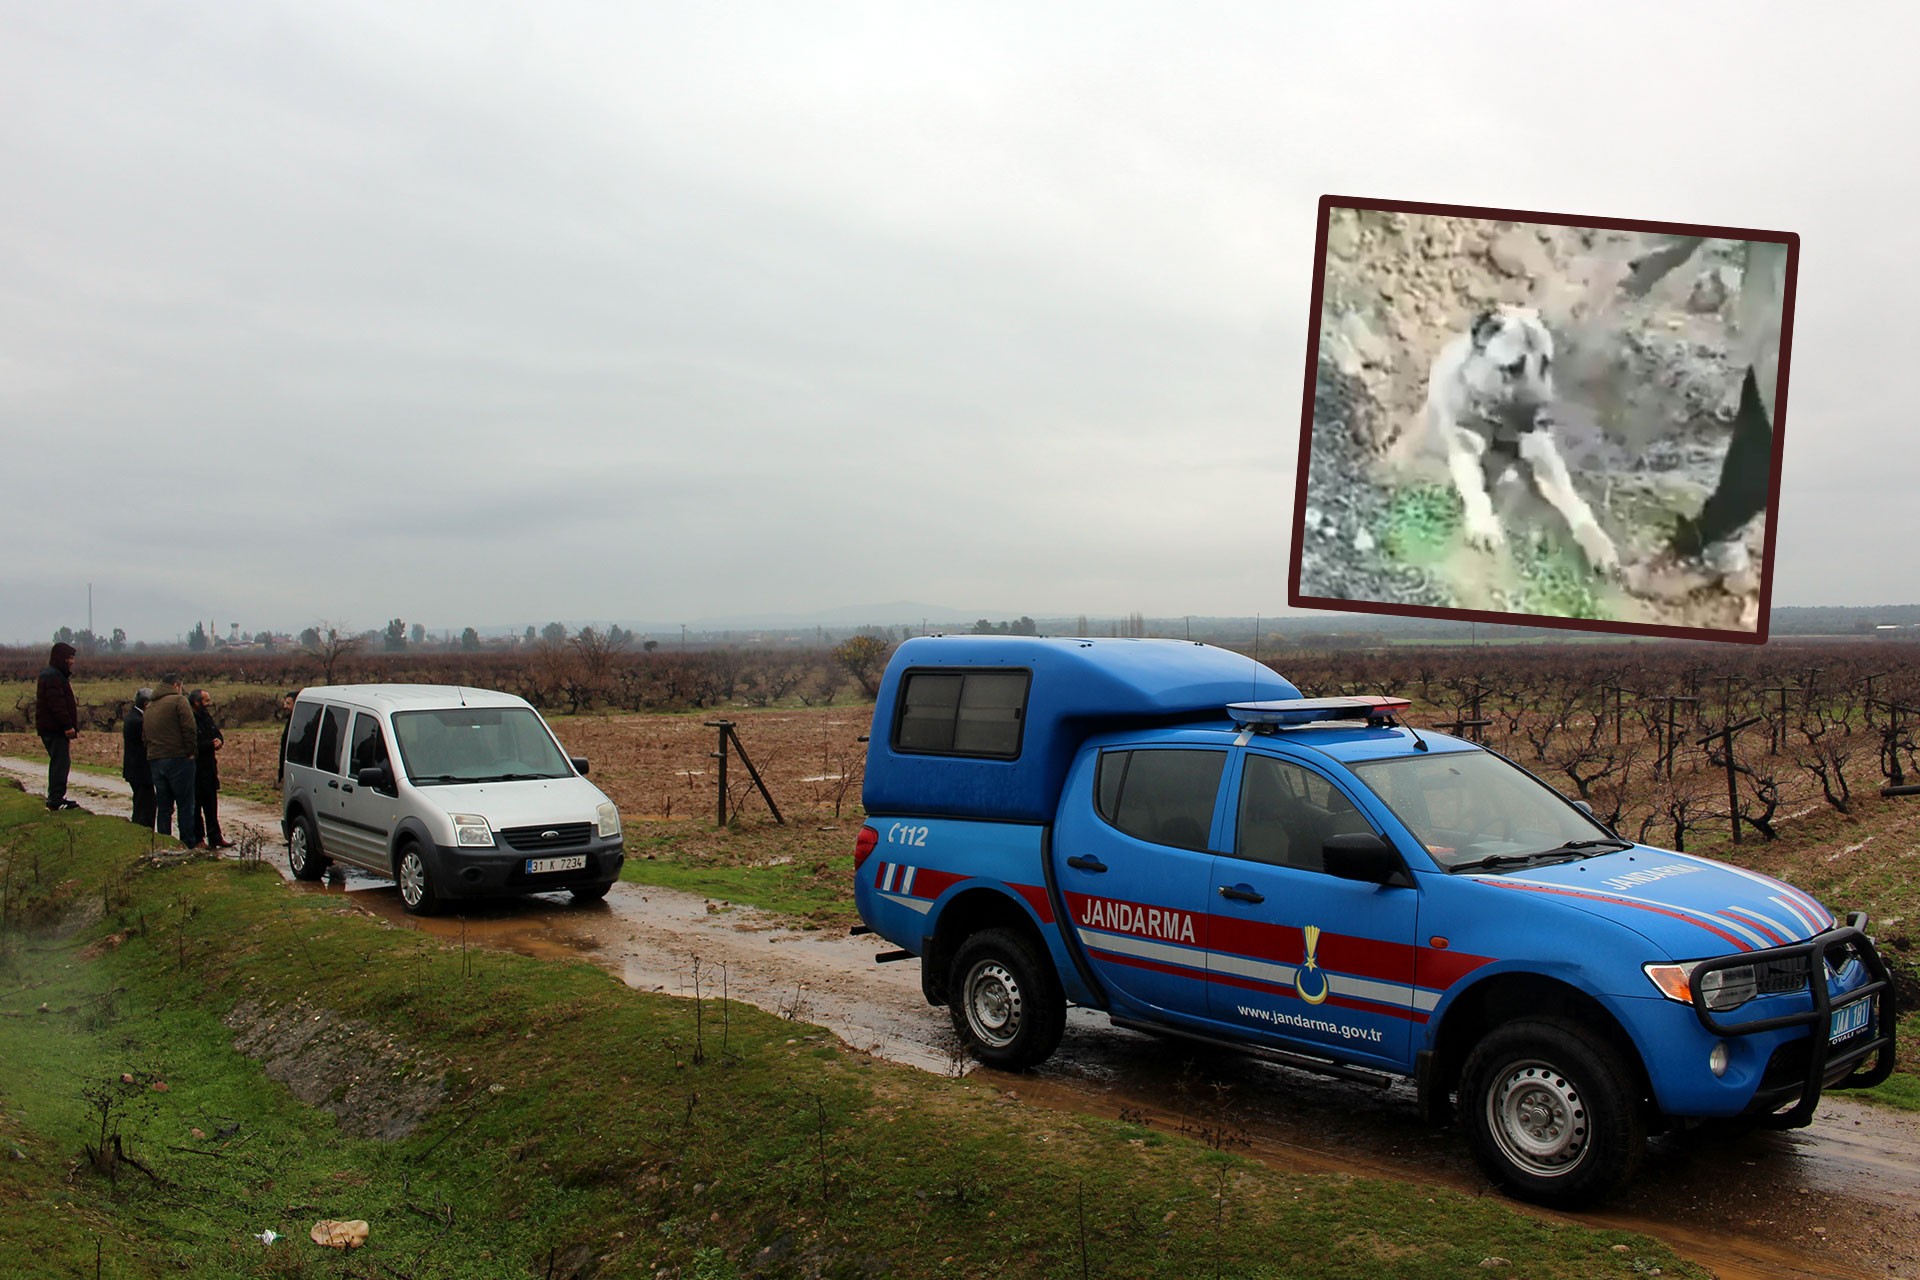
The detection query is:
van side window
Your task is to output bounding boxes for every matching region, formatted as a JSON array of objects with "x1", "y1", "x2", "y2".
[
  {"x1": 1234, "y1": 754, "x2": 1373, "y2": 873},
  {"x1": 313, "y1": 706, "x2": 350, "y2": 776},
  {"x1": 1094, "y1": 748, "x2": 1224, "y2": 851},
  {"x1": 894, "y1": 669, "x2": 1029, "y2": 759},
  {"x1": 285, "y1": 701, "x2": 322, "y2": 768},
  {"x1": 349, "y1": 713, "x2": 391, "y2": 778}
]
